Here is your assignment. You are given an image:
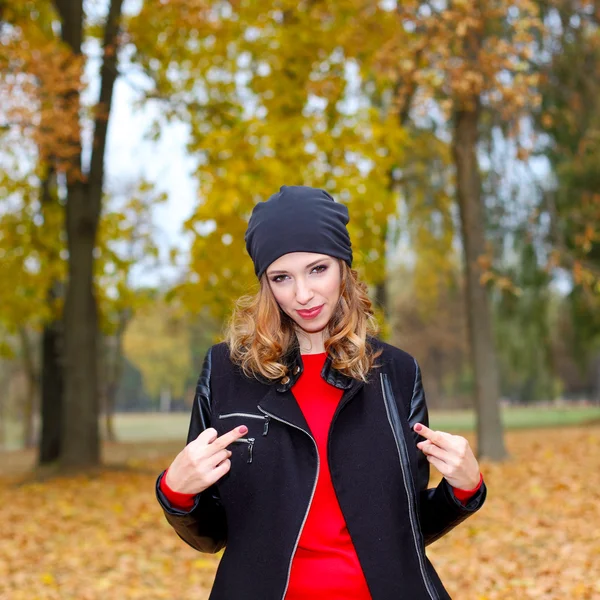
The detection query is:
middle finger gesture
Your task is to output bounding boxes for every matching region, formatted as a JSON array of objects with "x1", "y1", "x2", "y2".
[{"x1": 413, "y1": 423, "x2": 480, "y2": 491}]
